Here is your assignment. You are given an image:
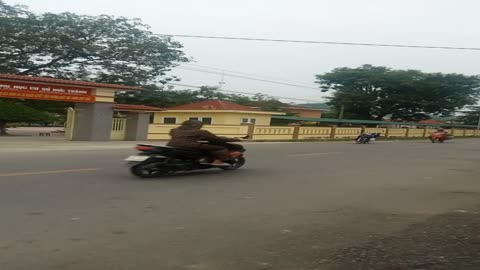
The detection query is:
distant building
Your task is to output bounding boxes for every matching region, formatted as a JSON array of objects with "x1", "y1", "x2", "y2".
[
  {"x1": 152, "y1": 100, "x2": 284, "y2": 126},
  {"x1": 281, "y1": 106, "x2": 323, "y2": 118},
  {"x1": 295, "y1": 103, "x2": 331, "y2": 111},
  {"x1": 281, "y1": 103, "x2": 330, "y2": 118}
]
